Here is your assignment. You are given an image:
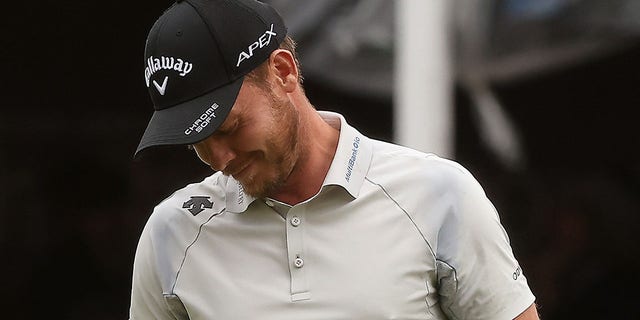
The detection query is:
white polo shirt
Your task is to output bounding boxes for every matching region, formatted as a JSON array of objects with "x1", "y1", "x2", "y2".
[{"x1": 130, "y1": 112, "x2": 535, "y2": 320}]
